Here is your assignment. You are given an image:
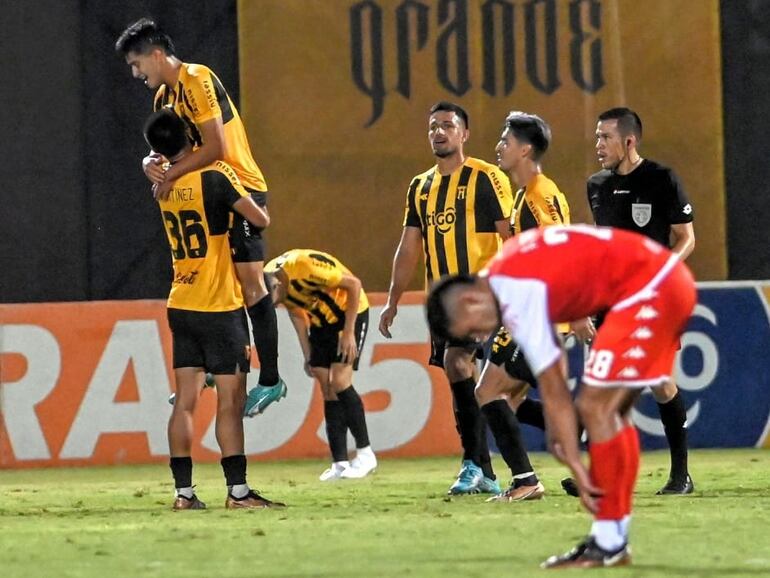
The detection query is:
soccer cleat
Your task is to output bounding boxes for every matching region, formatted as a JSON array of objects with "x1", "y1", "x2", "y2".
[
  {"x1": 561, "y1": 477, "x2": 580, "y2": 498},
  {"x1": 340, "y1": 450, "x2": 377, "y2": 479},
  {"x1": 541, "y1": 536, "x2": 631, "y2": 569},
  {"x1": 656, "y1": 474, "x2": 694, "y2": 495},
  {"x1": 487, "y1": 481, "x2": 545, "y2": 502},
  {"x1": 172, "y1": 494, "x2": 207, "y2": 510},
  {"x1": 447, "y1": 460, "x2": 483, "y2": 495},
  {"x1": 168, "y1": 373, "x2": 217, "y2": 405},
  {"x1": 477, "y1": 476, "x2": 502, "y2": 495},
  {"x1": 225, "y1": 490, "x2": 286, "y2": 509},
  {"x1": 319, "y1": 461, "x2": 350, "y2": 481},
  {"x1": 244, "y1": 379, "x2": 288, "y2": 417}
]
